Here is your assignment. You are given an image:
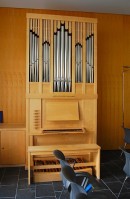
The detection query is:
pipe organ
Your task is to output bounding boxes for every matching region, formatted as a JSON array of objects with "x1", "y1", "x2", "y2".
[{"x1": 26, "y1": 13, "x2": 98, "y2": 182}]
